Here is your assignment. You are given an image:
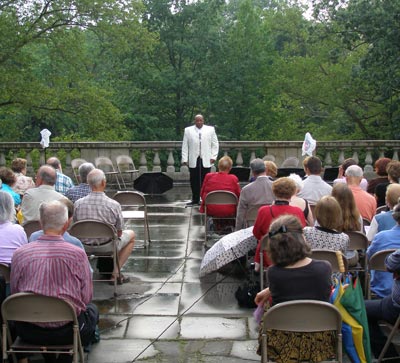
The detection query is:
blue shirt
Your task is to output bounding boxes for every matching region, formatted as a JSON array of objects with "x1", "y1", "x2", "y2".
[
  {"x1": 367, "y1": 225, "x2": 400, "y2": 297},
  {"x1": 30, "y1": 230, "x2": 84, "y2": 250},
  {"x1": 1, "y1": 183, "x2": 21, "y2": 206},
  {"x1": 55, "y1": 171, "x2": 74, "y2": 195}
]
